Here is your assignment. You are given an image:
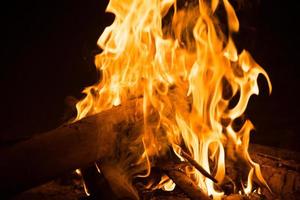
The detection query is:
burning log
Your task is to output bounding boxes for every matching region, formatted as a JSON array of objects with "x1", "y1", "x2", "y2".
[
  {"x1": 164, "y1": 168, "x2": 211, "y2": 200},
  {"x1": 180, "y1": 150, "x2": 218, "y2": 183},
  {"x1": 79, "y1": 164, "x2": 119, "y2": 199},
  {"x1": 1, "y1": 95, "x2": 299, "y2": 199},
  {"x1": 249, "y1": 144, "x2": 300, "y2": 199},
  {"x1": 153, "y1": 160, "x2": 212, "y2": 200},
  {"x1": 98, "y1": 160, "x2": 140, "y2": 200},
  {"x1": 0, "y1": 99, "x2": 144, "y2": 197},
  {"x1": 221, "y1": 144, "x2": 300, "y2": 199},
  {"x1": 1, "y1": 97, "x2": 300, "y2": 199}
]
